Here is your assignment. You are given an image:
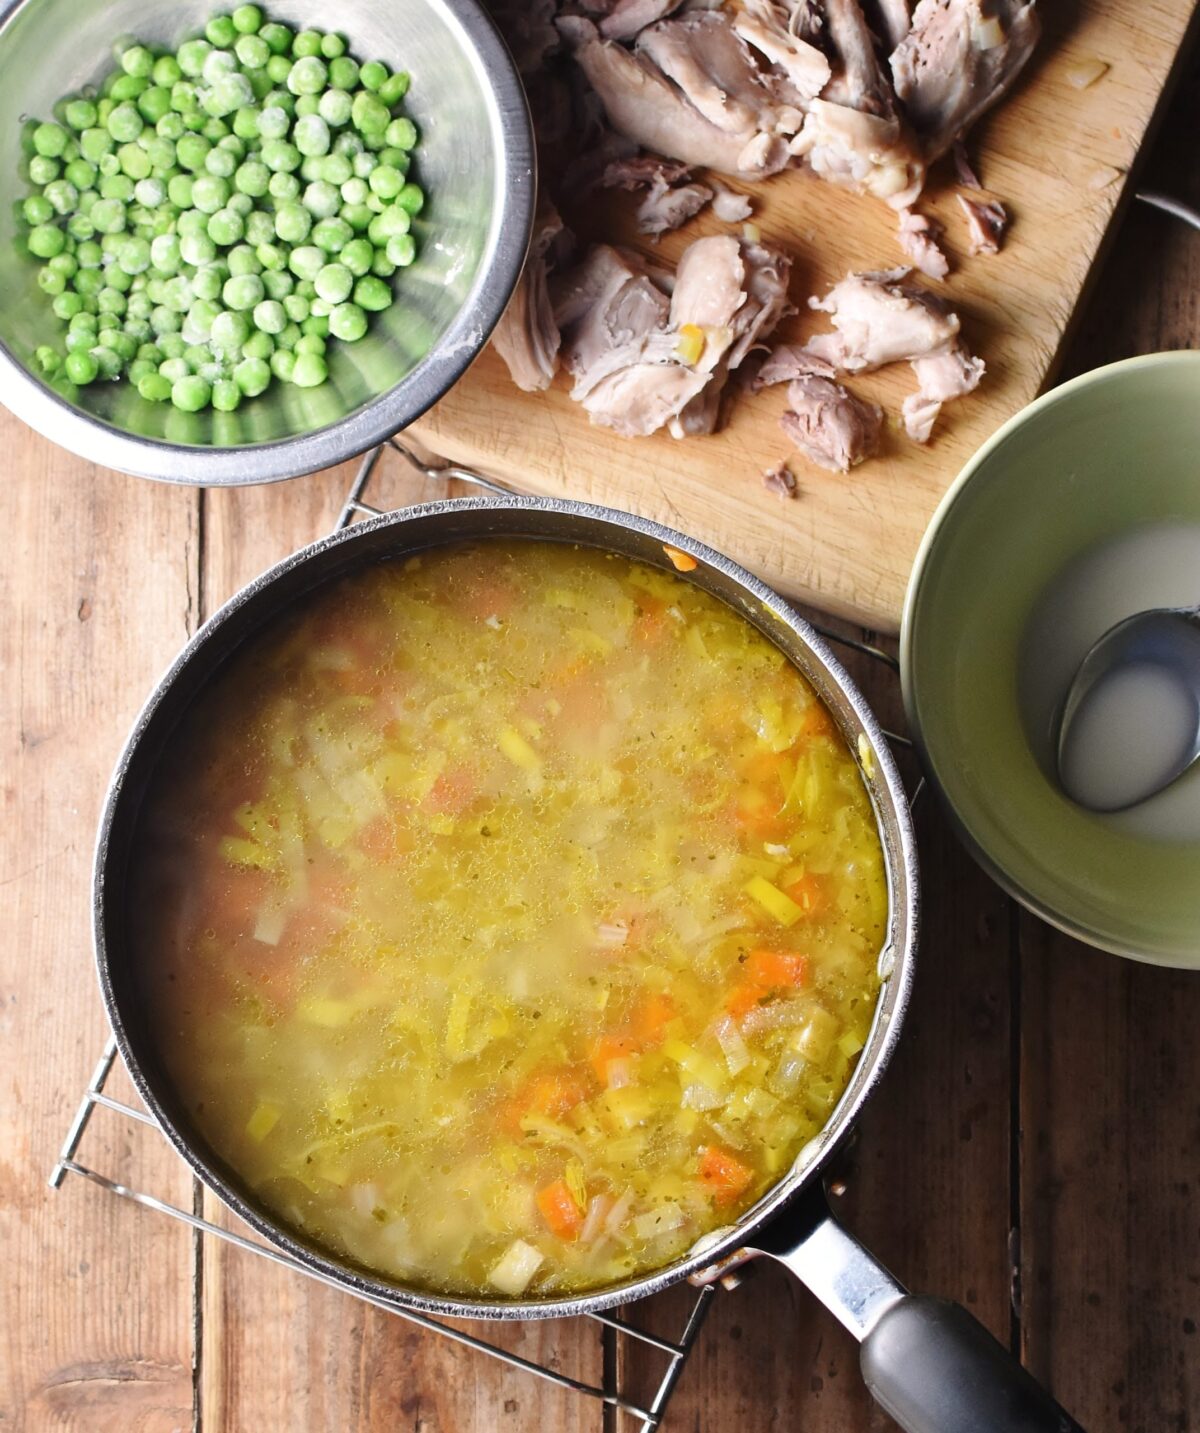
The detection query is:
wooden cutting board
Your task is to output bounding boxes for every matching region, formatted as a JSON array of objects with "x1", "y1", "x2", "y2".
[{"x1": 411, "y1": 0, "x2": 1200, "y2": 631}]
